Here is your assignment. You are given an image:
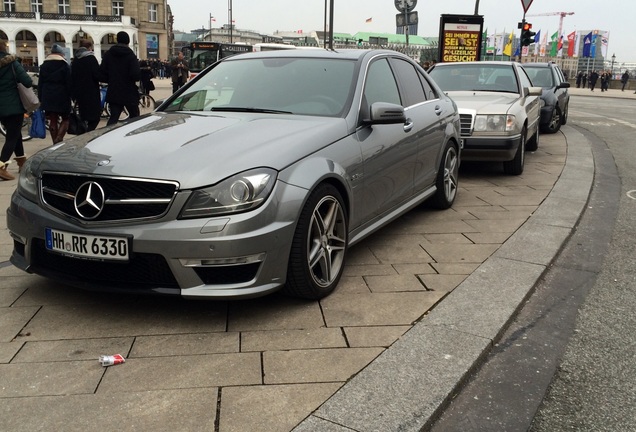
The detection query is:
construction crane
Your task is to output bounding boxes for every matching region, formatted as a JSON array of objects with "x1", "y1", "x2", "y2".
[{"x1": 526, "y1": 12, "x2": 575, "y2": 37}]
